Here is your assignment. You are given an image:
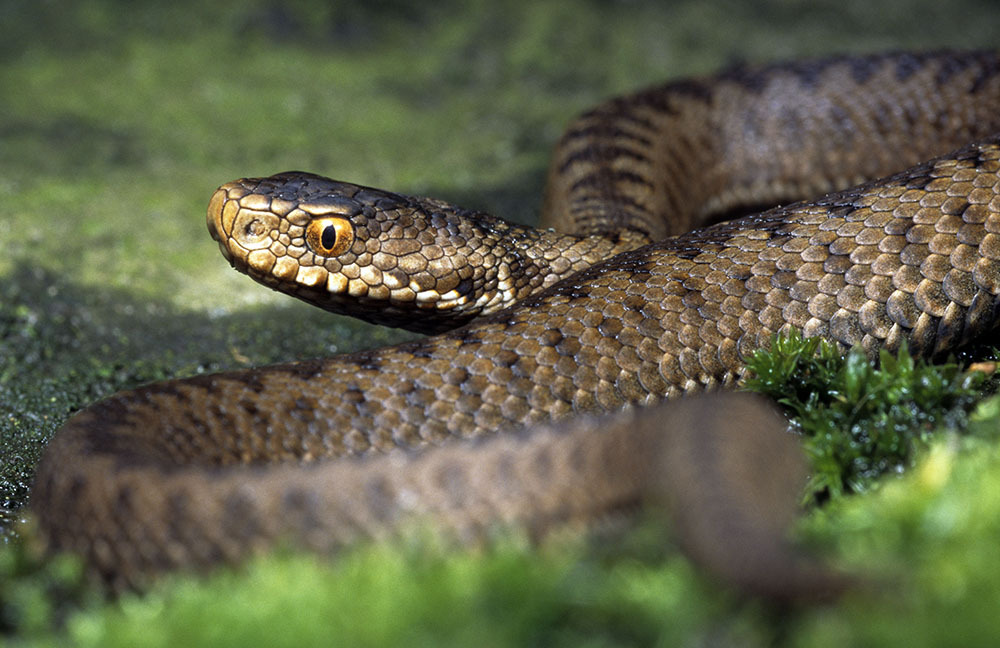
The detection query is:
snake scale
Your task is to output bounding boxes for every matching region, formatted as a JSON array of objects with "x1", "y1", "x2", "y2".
[{"x1": 30, "y1": 51, "x2": 1000, "y2": 597}]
